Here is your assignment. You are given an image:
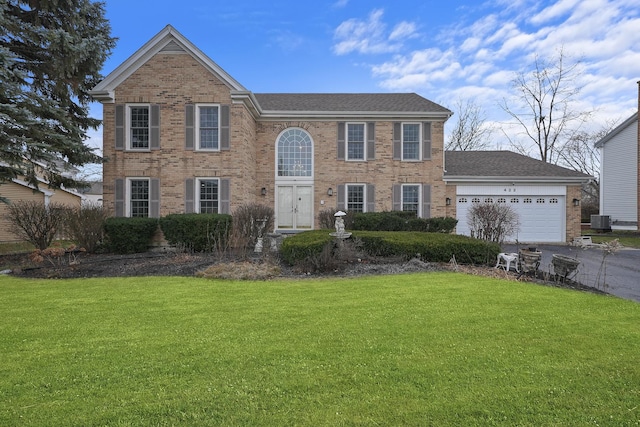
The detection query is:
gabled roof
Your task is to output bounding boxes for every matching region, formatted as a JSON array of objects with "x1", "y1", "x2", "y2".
[
  {"x1": 89, "y1": 25, "x2": 246, "y2": 102},
  {"x1": 444, "y1": 151, "x2": 592, "y2": 183},
  {"x1": 253, "y1": 93, "x2": 451, "y2": 118},
  {"x1": 594, "y1": 112, "x2": 638, "y2": 148}
]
